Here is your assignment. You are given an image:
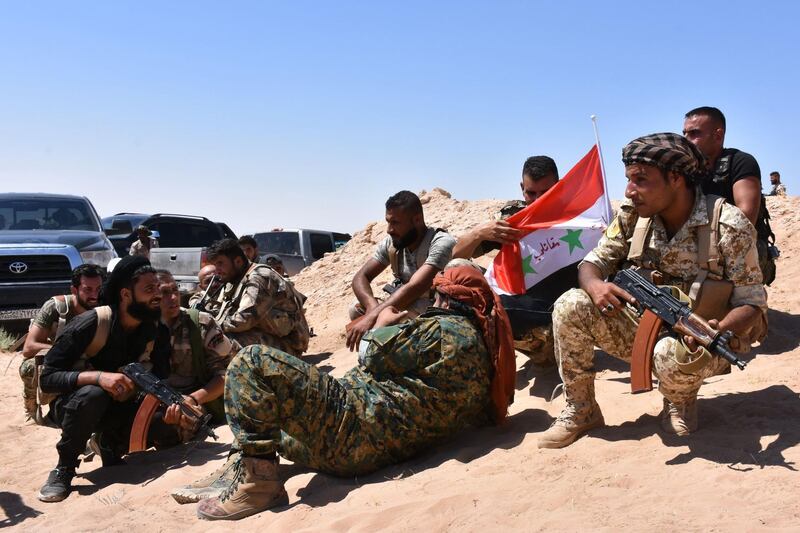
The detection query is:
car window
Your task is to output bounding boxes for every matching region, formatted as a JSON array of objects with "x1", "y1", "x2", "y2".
[
  {"x1": 254, "y1": 232, "x2": 301, "y2": 255},
  {"x1": 0, "y1": 198, "x2": 99, "y2": 231},
  {"x1": 150, "y1": 221, "x2": 220, "y2": 247},
  {"x1": 309, "y1": 233, "x2": 334, "y2": 259}
]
